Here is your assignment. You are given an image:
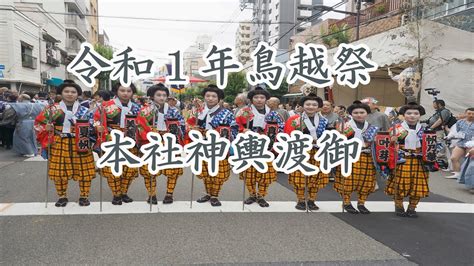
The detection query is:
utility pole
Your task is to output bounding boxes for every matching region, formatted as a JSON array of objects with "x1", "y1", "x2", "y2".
[{"x1": 356, "y1": 0, "x2": 361, "y2": 41}]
